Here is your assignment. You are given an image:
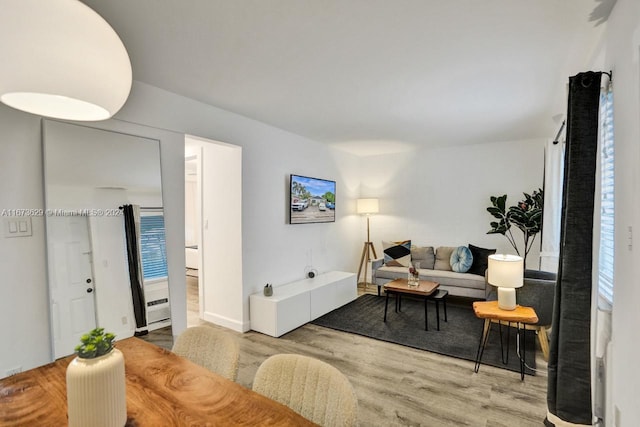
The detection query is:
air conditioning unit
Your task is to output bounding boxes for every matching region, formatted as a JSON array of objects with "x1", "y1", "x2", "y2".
[
  {"x1": 144, "y1": 280, "x2": 171, "y2": 331},
  {"x1": 147, "y1": 302, "x2": 171, "y2": 324}
]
